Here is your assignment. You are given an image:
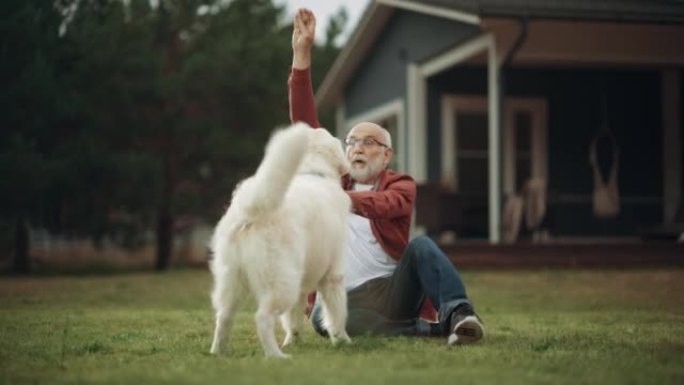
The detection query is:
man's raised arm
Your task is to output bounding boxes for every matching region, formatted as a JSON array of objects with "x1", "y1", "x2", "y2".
[{"x1": 289, "y1": 8, "x2": 321, "y2": 128}]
